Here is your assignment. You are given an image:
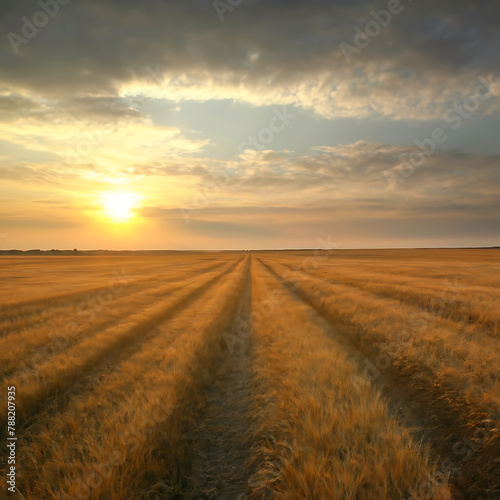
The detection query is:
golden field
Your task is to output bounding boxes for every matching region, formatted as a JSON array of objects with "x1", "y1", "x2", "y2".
[{"x1": 0, "y1": 249, "x2": 499, "y2": 499}]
